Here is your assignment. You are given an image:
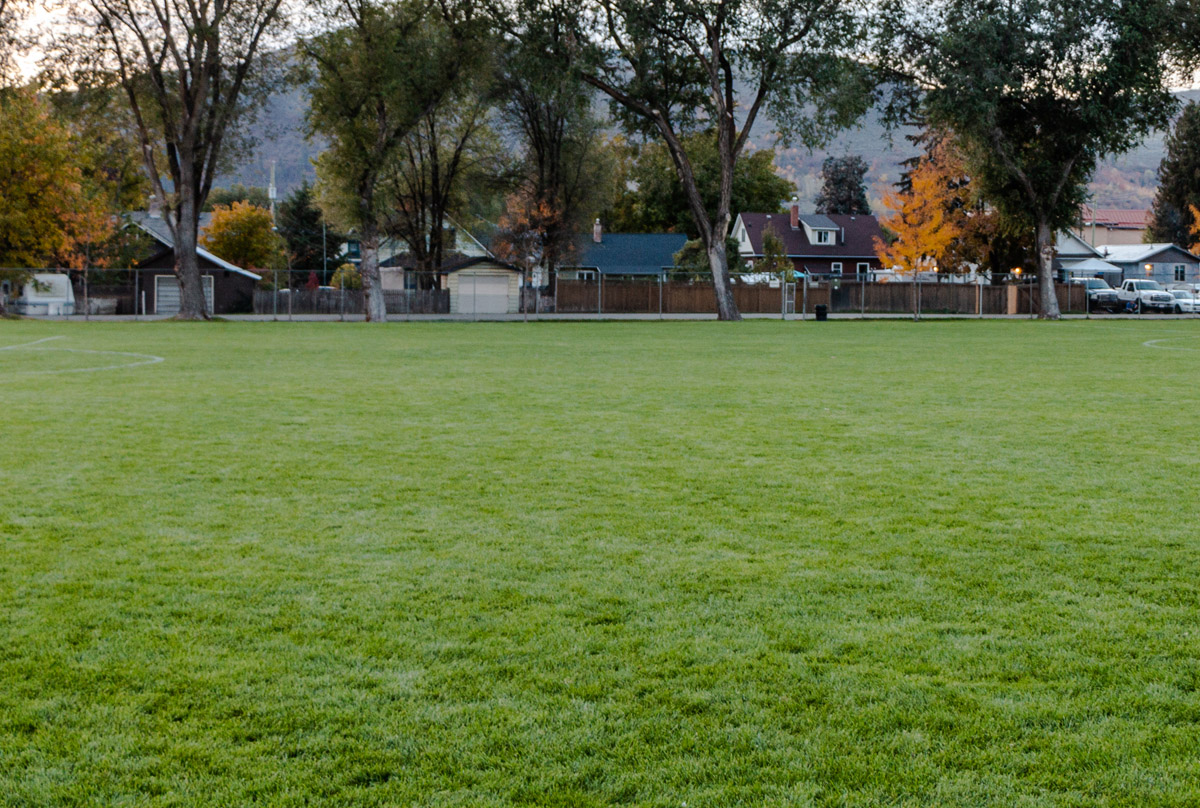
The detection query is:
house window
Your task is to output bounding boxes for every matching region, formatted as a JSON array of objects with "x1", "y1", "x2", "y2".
[
  {"x1": 816, "y1": 231, "x2": 832, "y2": 245},
  {"x1": 578, "y1": 270, "x2": 596, "y2": 282},
  {"x1": 1175, "y1": 265, "x2": 1187, "y2": 282},
  {"x1": 857, "y1": 262, "x2": 870, "y2": 276},
  {"x1": 831, "y1": 262, "x2": 843, "y2": 276}
]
